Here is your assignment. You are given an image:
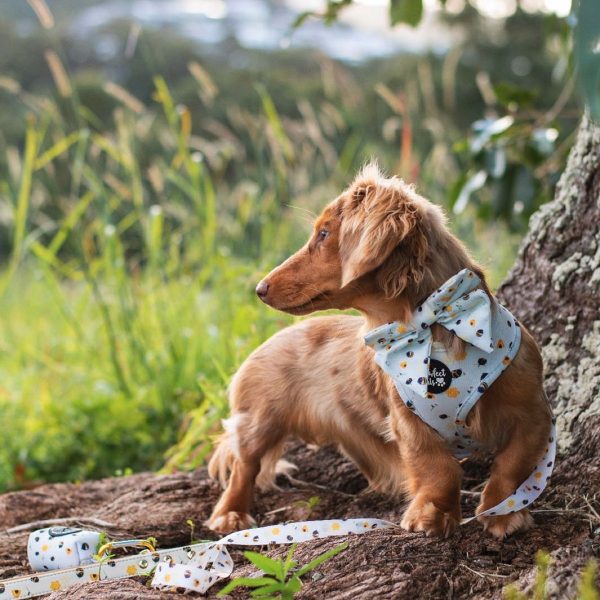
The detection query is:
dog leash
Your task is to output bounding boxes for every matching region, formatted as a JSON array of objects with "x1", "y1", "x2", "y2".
[
  {"x1": 0, "y1": 519, "x2": 394, "y2": 598},
  {"x1": 461, "y1": 420, "x2": 556, "y2": 524},
  {"x1": 0, "y1": 432, "x2": 557, "y2": 600},
  {"x1": 0, "y1": 413, "x2": 557, "y2": 598}
]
